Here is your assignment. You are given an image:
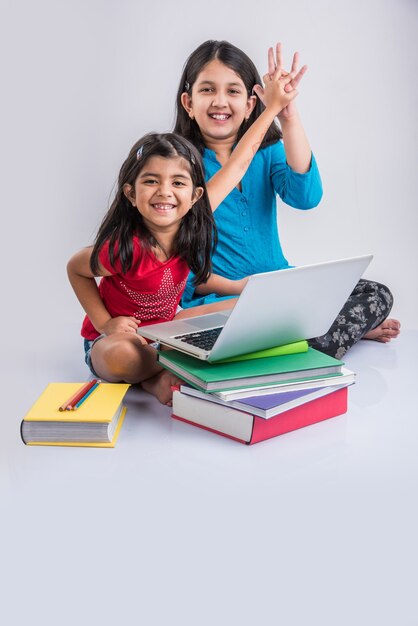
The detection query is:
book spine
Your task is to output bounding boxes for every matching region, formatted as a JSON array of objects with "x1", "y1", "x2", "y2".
[
  {"x1": 249, "y1": 386, "x2": 348, "y2": 444},
  {"x1": 20, "y1": 420, "x2": 27, "y2": 445},
  {"x1": 172, "y1": 415, "x2": 248, "y2": 445}
]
